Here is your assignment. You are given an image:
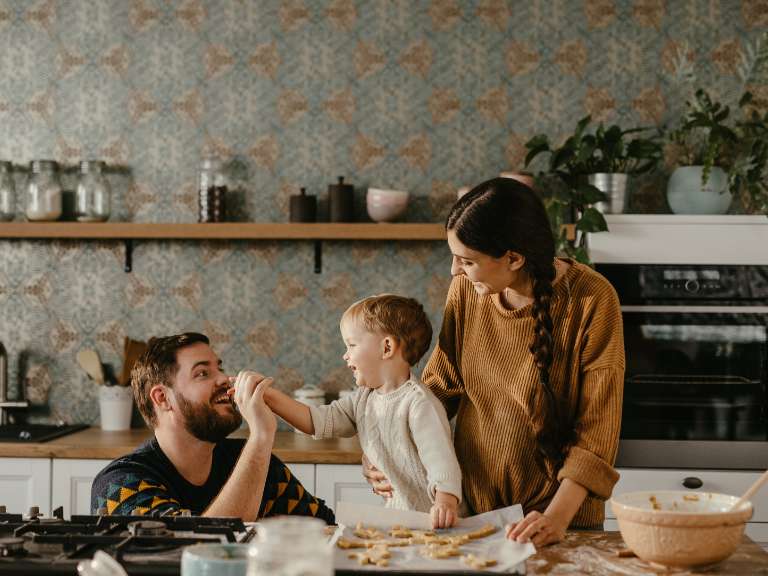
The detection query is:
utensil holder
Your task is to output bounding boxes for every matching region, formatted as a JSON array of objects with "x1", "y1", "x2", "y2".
[{"x1": 99, "y1": 386, "x2": 133, "y2": 431}]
